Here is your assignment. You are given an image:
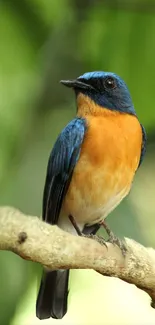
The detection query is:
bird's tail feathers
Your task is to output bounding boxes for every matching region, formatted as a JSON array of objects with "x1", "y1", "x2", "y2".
[{"x1": 36, "y1": 269, "x2": 69, "y2": 320}]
